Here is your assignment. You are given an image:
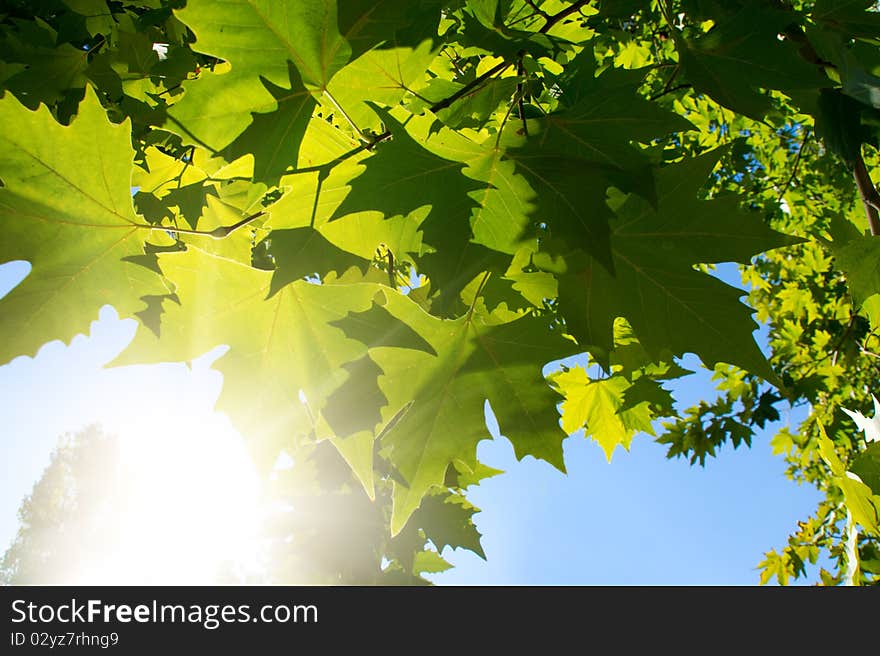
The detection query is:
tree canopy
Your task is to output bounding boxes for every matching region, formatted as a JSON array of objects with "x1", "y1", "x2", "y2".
[{"x1": 1, "y1": 0, "x2": 879, "y2": 585}]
